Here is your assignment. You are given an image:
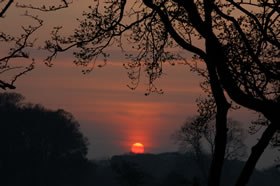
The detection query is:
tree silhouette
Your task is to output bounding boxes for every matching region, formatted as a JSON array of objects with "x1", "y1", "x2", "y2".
[
  {"x1": 42, "y1": 1, "x2": 280, "y2": 186},
  {"x1": 0, "y1": 0, "x2": 71, "y2": 89},
  {"x1": 1, "y1": 1, "x2": 280, "y2": 186},
  {"x1": 173, "y1": 115, "x2": 247, "y2": 183},
  {"x1": 173, "y1": 92, "x2": 247, "y2": 162},
  {"x1": 0, "y1": 92, "x2": 90, "y2": 186},
  {"x1": 176, "y1": 117, "x2": 247, "y2": 159},
  {"x1": 250, "y1": 114, "x2": 280, "y2": 168}
]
